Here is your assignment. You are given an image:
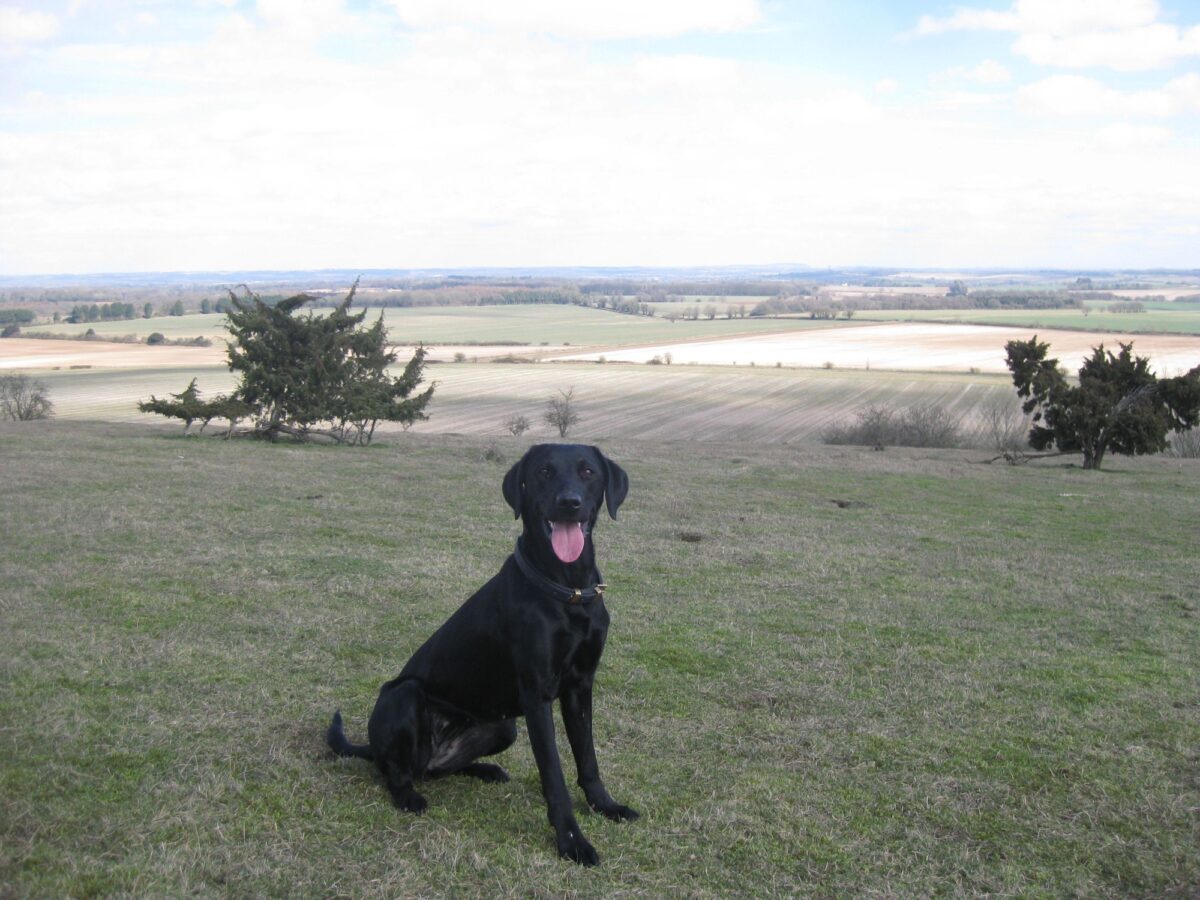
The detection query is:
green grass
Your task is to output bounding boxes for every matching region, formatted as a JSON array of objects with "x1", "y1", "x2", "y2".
[
  {"x1": 37, "y1": 306, "x2": 852, "y2": 348},
  {"x1": 855, "y1": 305, "x2": 1200, "y2": 335},
  {"x1": 2, "y1": 421, "x2": 1198, "y2": 896},
  {"x1": 40, "y1": 314, "x2": 232, "y2": 342},
  {"x1": 373, "y1": 305, "x2": 850, "y2": 346}
]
